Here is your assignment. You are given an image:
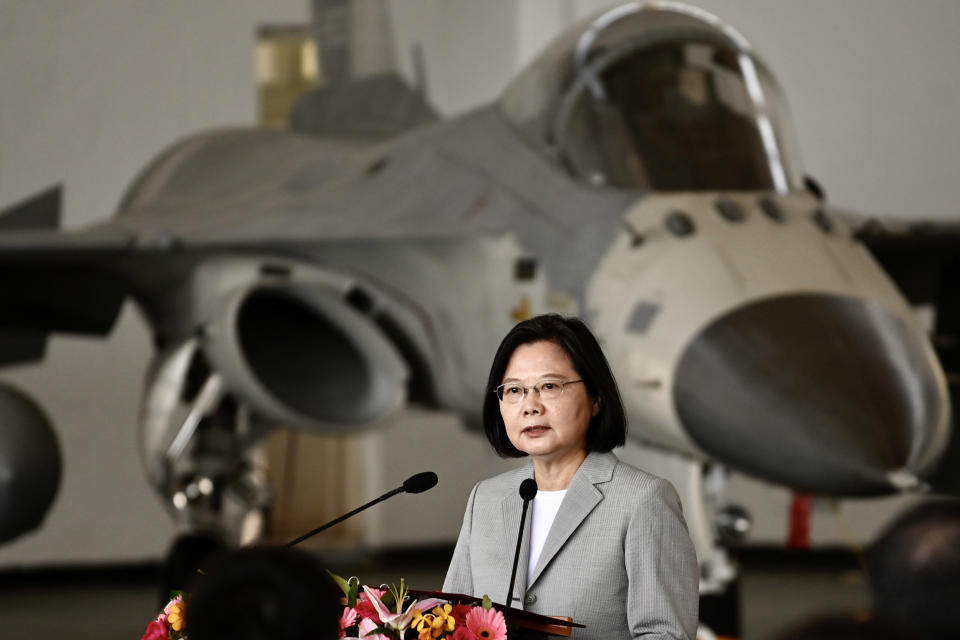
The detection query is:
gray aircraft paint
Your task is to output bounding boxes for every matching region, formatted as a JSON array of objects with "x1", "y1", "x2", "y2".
[{"x1": 0, "y1": 1, "x2": 954, "y2": 594}]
